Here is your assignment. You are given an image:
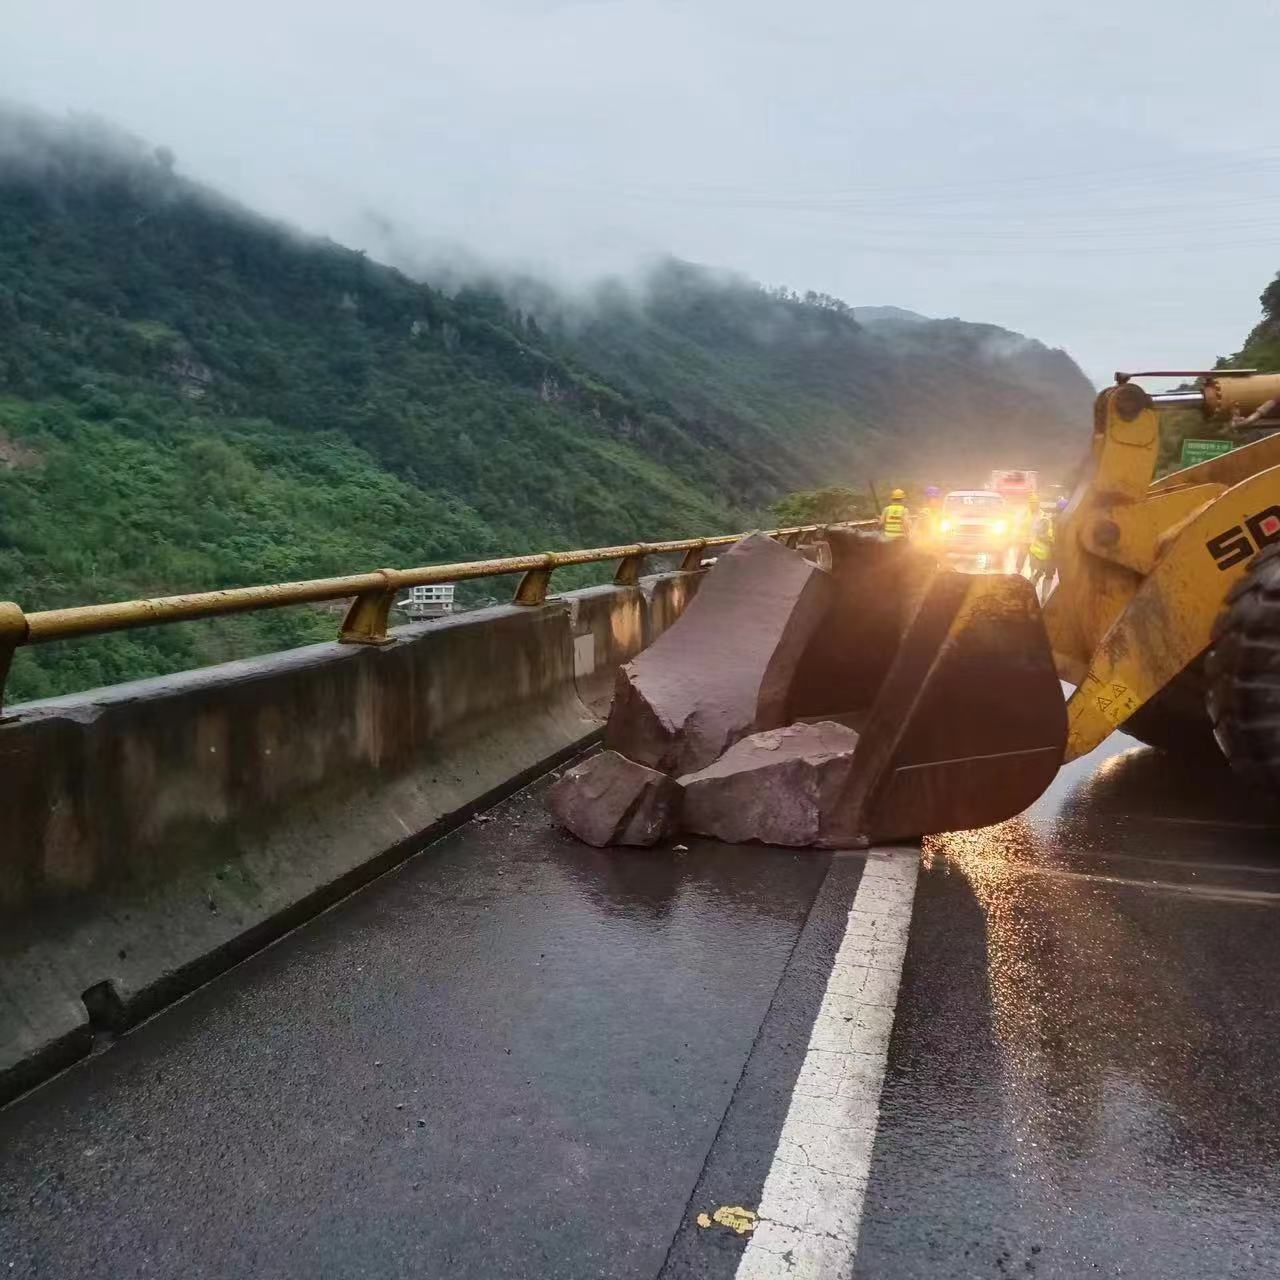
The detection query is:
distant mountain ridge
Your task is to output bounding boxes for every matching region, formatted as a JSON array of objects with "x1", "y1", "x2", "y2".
[
  {"x1": 0, "y1": 104, "x2": 1092, "y2": 698},
  {"x1": 849, "y1": 305, "x2": 930, "y2": 326},
  {"x1": 544, "y1": 259, "x2": 1093, "y2": 483}
]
